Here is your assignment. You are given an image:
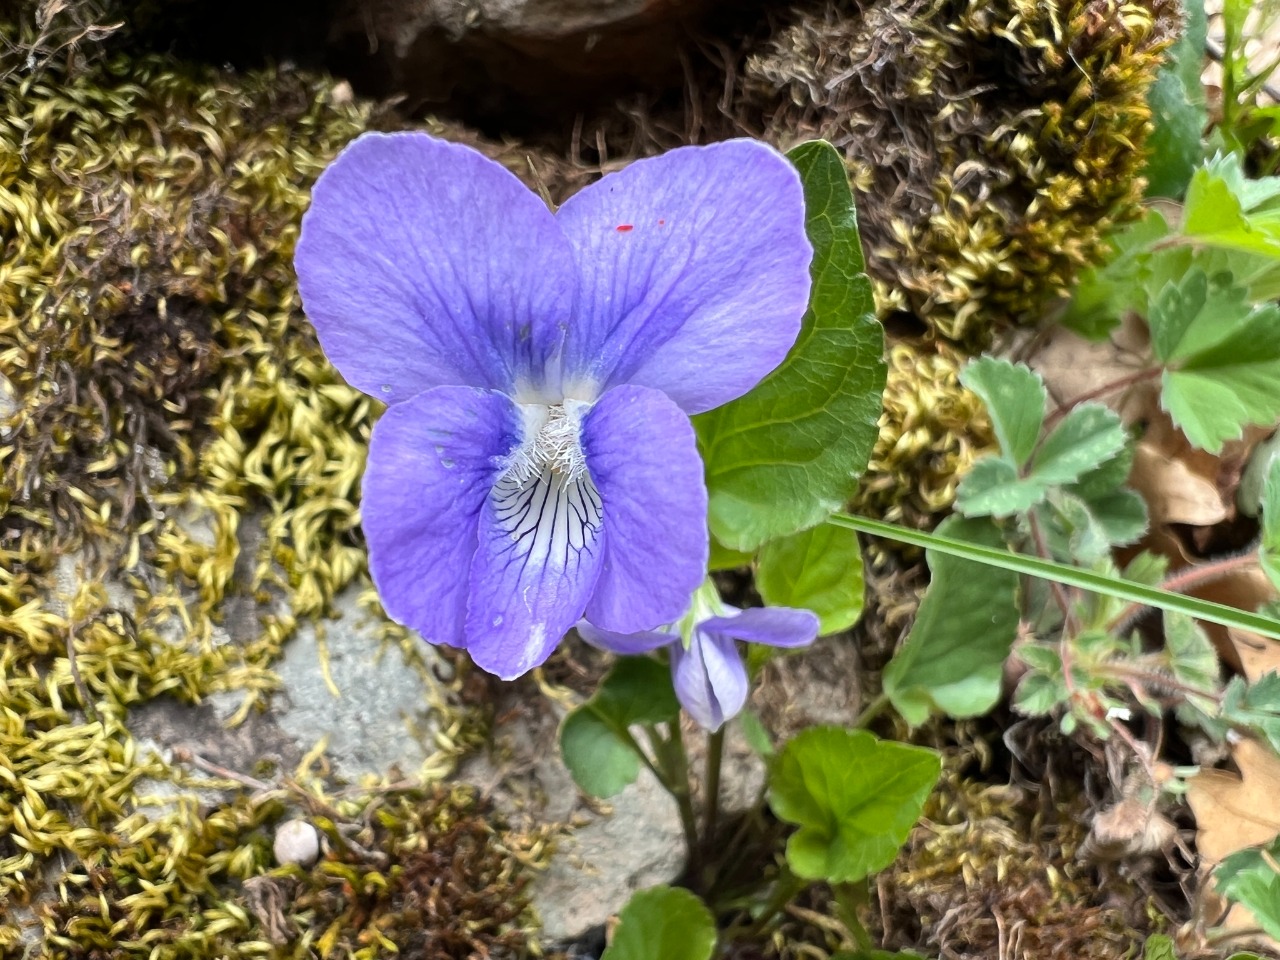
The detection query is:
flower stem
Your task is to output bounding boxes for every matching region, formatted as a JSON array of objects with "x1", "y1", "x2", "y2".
[
  {"x1": 832, "y1": 882, "x2": 875, "y2": 952},
  {"x1": 702, "y1": 727, "x2": 725, "y2": 850},
  {"x1": 618, "y1": 724, "x2": 669, "y2": 787},
  {"x1": 853, "y1": 692, "x2": 890, "y2": 729},
  {"x1": 645, "y1": 722, "x2": 701, "y2": 873}
]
